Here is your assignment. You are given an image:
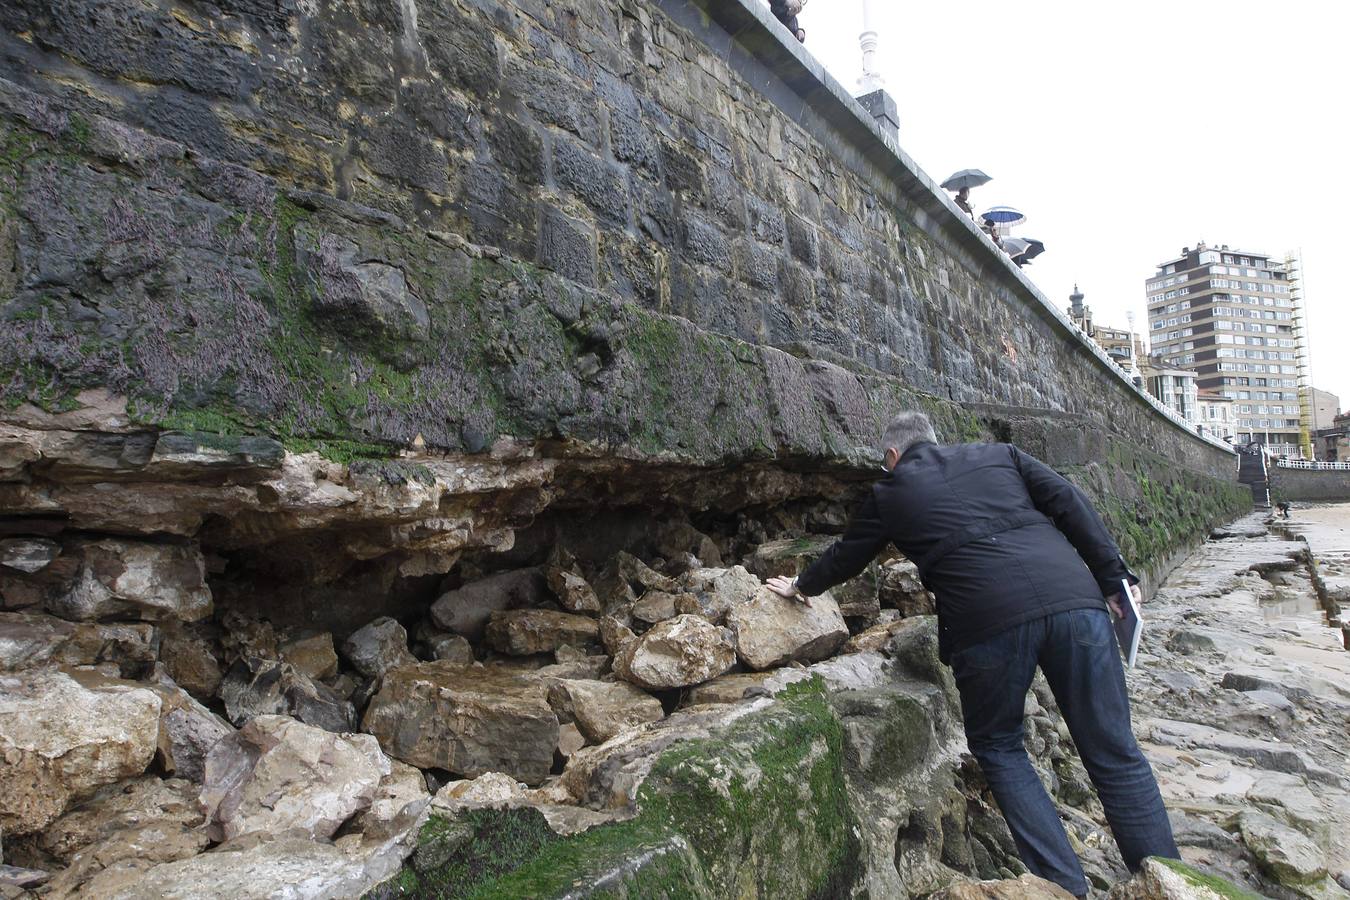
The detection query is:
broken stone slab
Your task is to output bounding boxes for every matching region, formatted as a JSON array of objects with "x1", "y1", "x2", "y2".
[
  {"x1": 0, "y1": 537, "x2": 59, "y2": 573},
  {"x1": 545, "y1": 549, "x2": 602, "y2": 614},
  {"x1": 147, "y1": 671, "x2": 233, "y2": 783},
  {"x1": 159, "y1": 623, "x2": 224, "y2": 700},
  {"x1": 483, "y1": 609, "x2": 601, "y2": 656},
  {"x1": 429, "y1": 568, "x2": 550, "y2": 642},
  {"x1": 611, "y1": 614, "x2": 736, "y2": 690},
  {"x1": 878, "y1": 557, "x2": 936, "y2": 617},
  {"x1": 746, "y1": 536, "x2": 881, "y2": 618},
  {"x1": 143, "y1": 432, "x2": 285, "y2": 481},
  {"x1": 0, "y1": 668, "x2": 160, "y2": 835},
  {"x1": 1102, "y1": 857, "x2": 1262, "y2": 900},
  {"x1": 218, "y1": 656, "x2": 355, "y2": 733},
  {"x1": 350, "y1": 759, "x2": 432, "y2": 842},
  {"x1": 427, "y1": 632, "x2": 475, "y2": 664},
  {"x1": 30, "y1": 776, "x2": 207, "y2": 898},
  {"x1": 362, "y1": 661, "x2": 559, "y2": 785},
  {"x1": 0, "y1": 864, "x2": 49, "y2": 889},
  {"x1": 342, "y1": 617, "x2": 417, "y2": 679},
  {"x1": 683, "y1": 669, "x2": 811, "y2": 706},
  {"x1": 1220, "y1": 670, "x2": 1312, "y2": 703},
  {"x1": 93, "y1": 830, "x2": 414, "y2": 900},
  {"x1": 200, "y1": 714, "x2": 391, "y2": 842},
  {"x1": 44, "y1": 539, "x2": 212, "y2": 623},
  {"x1": 726, "y1": 587, "x2": 848, "y2": 670},
  {"x1": 632, "y1": 589, "x2": 689, "y2": 625},
  {"x1": 677, "y1": 565, "x2": 761, "y2": 623},
  {"x1": 0, "y1": 610, "x2": 156, "y2": 677},
  {"x1": 558, "y1": 701, "x2": 769, "y2": 810},
  {"x1": 1235, "y1": 809, "x2": 1327, "y2": 888},
  {"x1": 843, "y1": 615, "x2": 929, "y2": 655},
  {"x1": 546, "y1": 678, "x2": 664, "y2": 744},
  {"x1": 933, "y1": 873, "x2": 1076, "y2": 899},
  {"x1": 558, "y1": 722, "x2": 586, "y2": 757},
  {"x1": 279, "y1": 632, "x2": 339, "y2": 681}
]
